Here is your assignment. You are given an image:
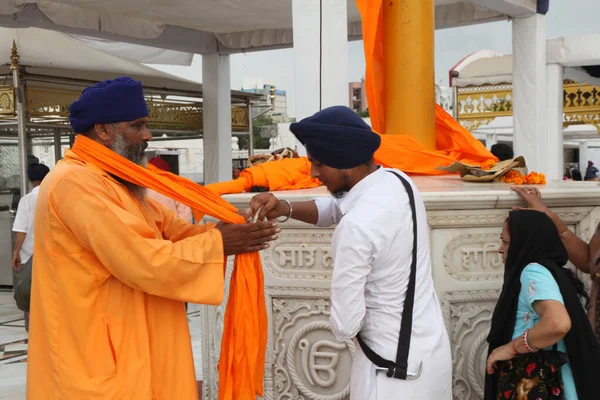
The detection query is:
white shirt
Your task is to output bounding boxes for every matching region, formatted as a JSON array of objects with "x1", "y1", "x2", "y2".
[
  {"x1": 314, "y1": 167, "x2": 452, "y2": 400},
  {"x1": 12, "y1": 186, "x2": 40, "y2": 264}
]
